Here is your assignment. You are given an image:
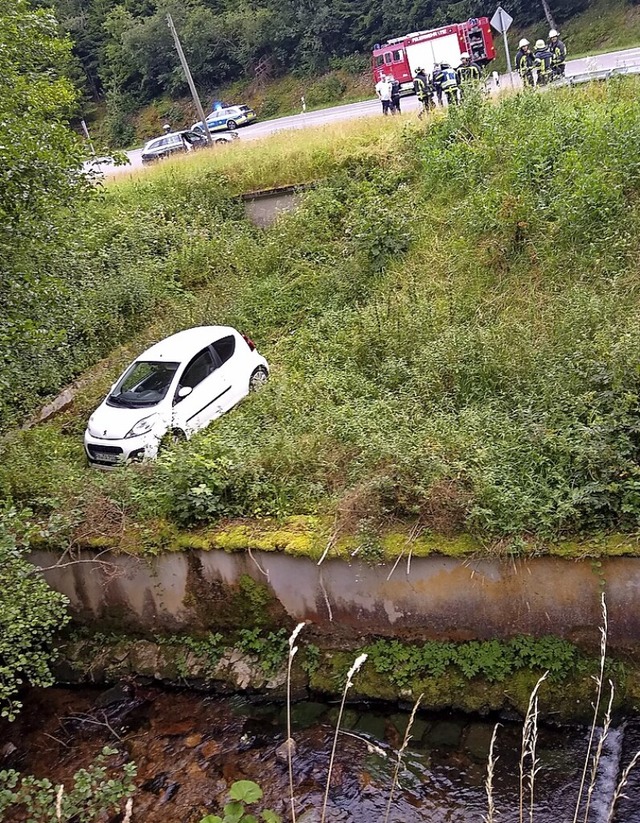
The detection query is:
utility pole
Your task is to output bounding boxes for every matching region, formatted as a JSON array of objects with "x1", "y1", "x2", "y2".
[{"x1": 166, "y1": 13, "x2": 213, "y2": 145}]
